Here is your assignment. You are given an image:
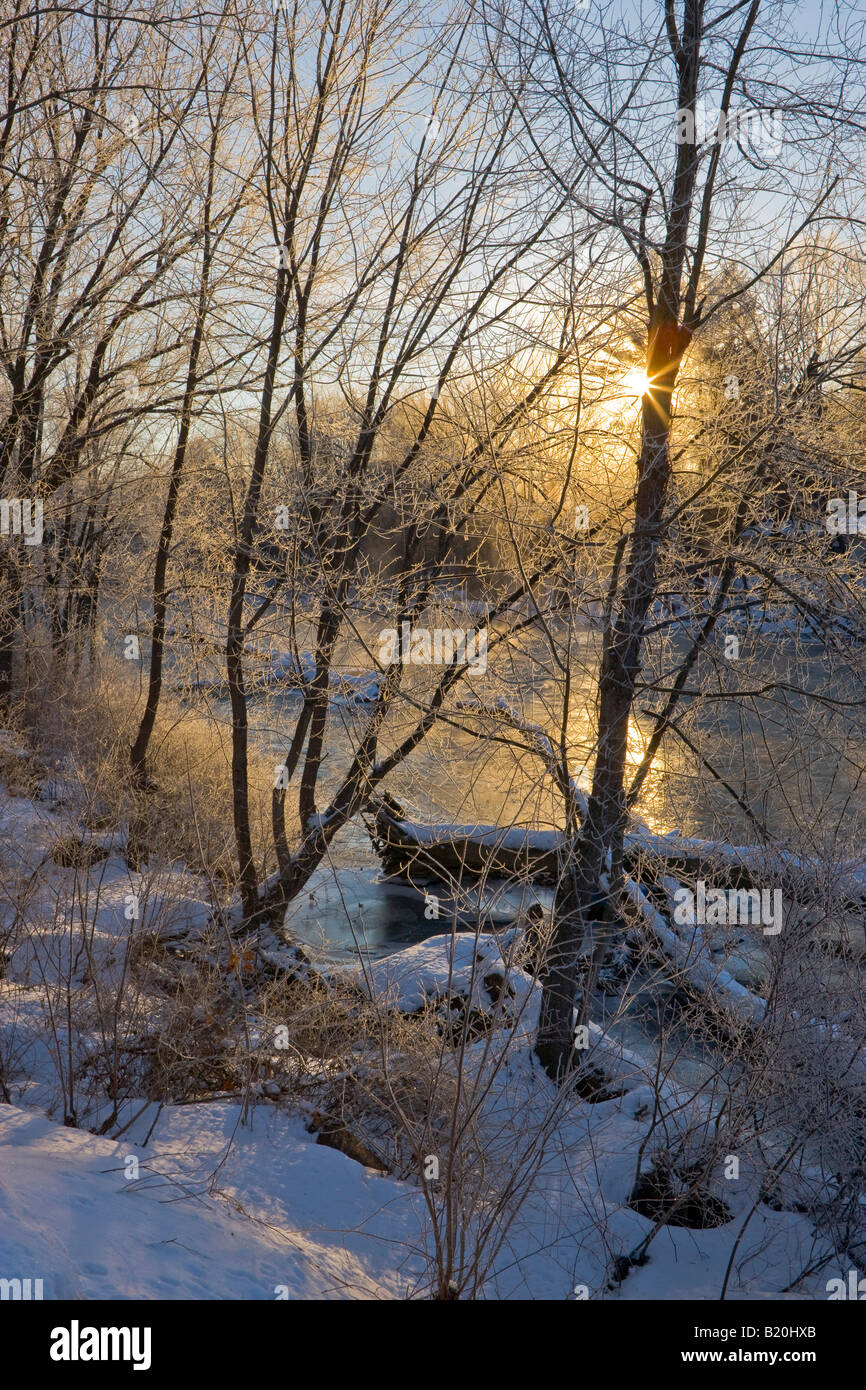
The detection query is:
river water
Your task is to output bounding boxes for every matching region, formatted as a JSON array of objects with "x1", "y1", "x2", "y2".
[
  {"x1": 187, "y1": 616, "x2": 865, "y2": 1086},
  {"x1": 196, "y1": 617, "x2": 865, "y2": 963}
]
